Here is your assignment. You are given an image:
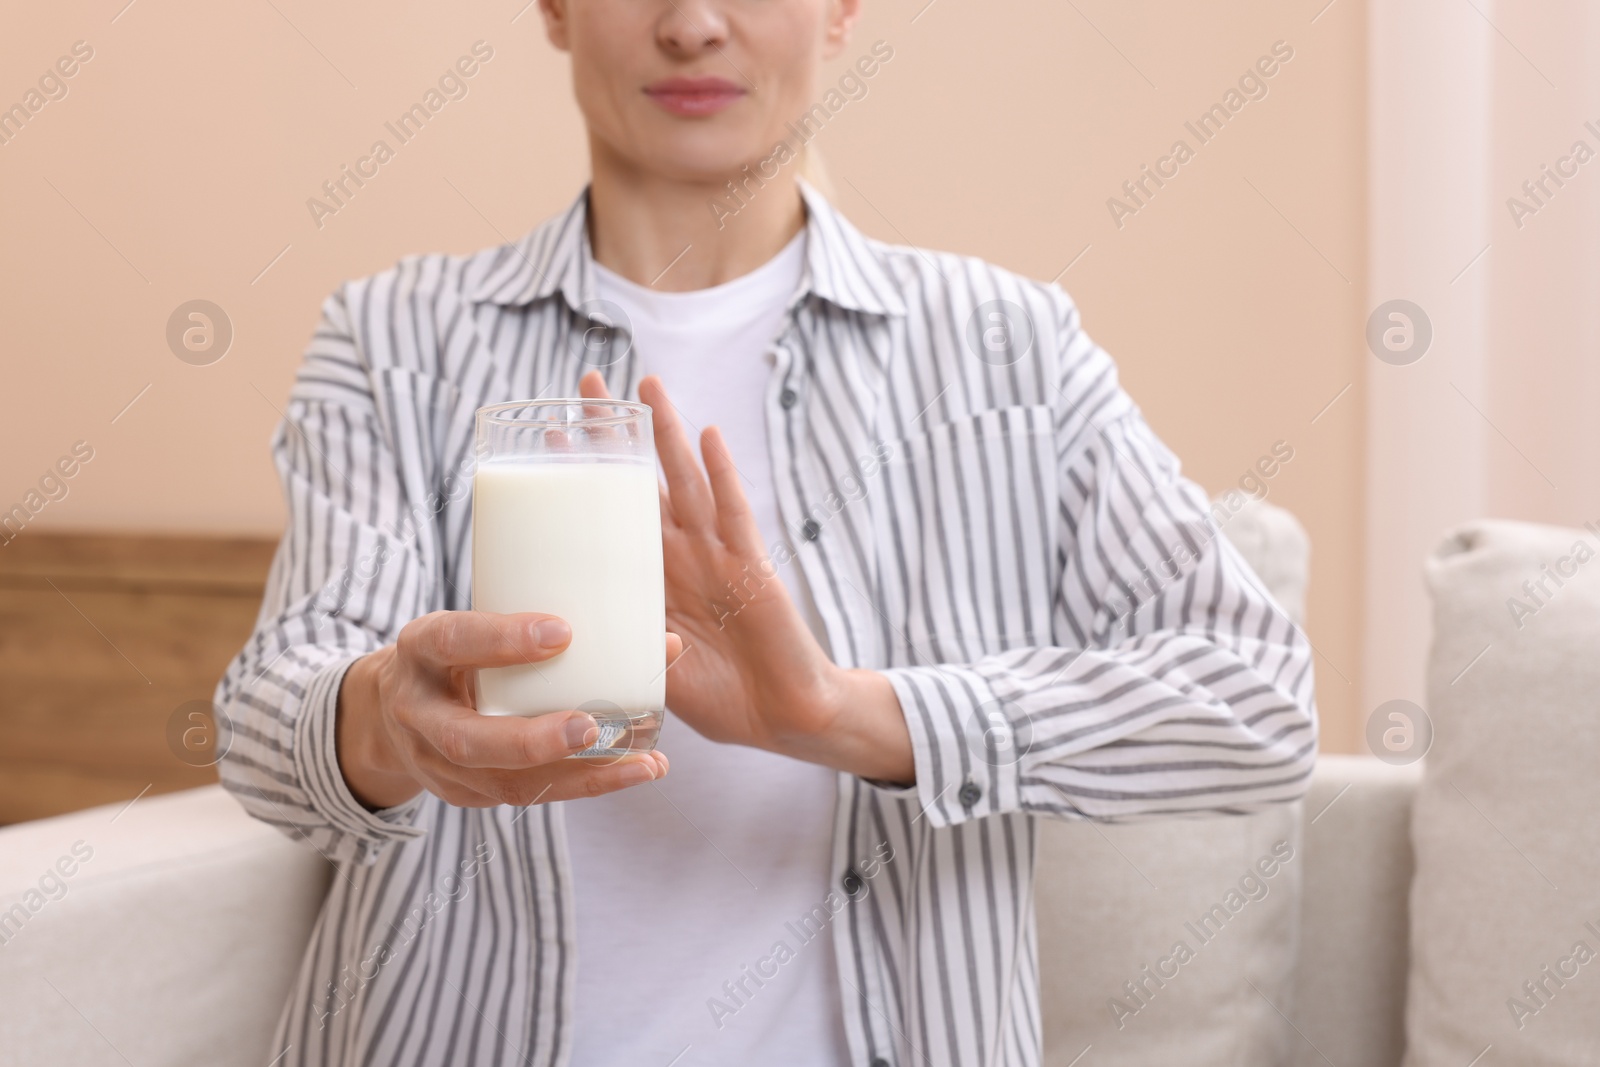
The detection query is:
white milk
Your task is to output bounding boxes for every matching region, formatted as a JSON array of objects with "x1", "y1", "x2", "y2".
[{"x1": 471, "y1": 458, "x2": 665, "y2": 717}]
